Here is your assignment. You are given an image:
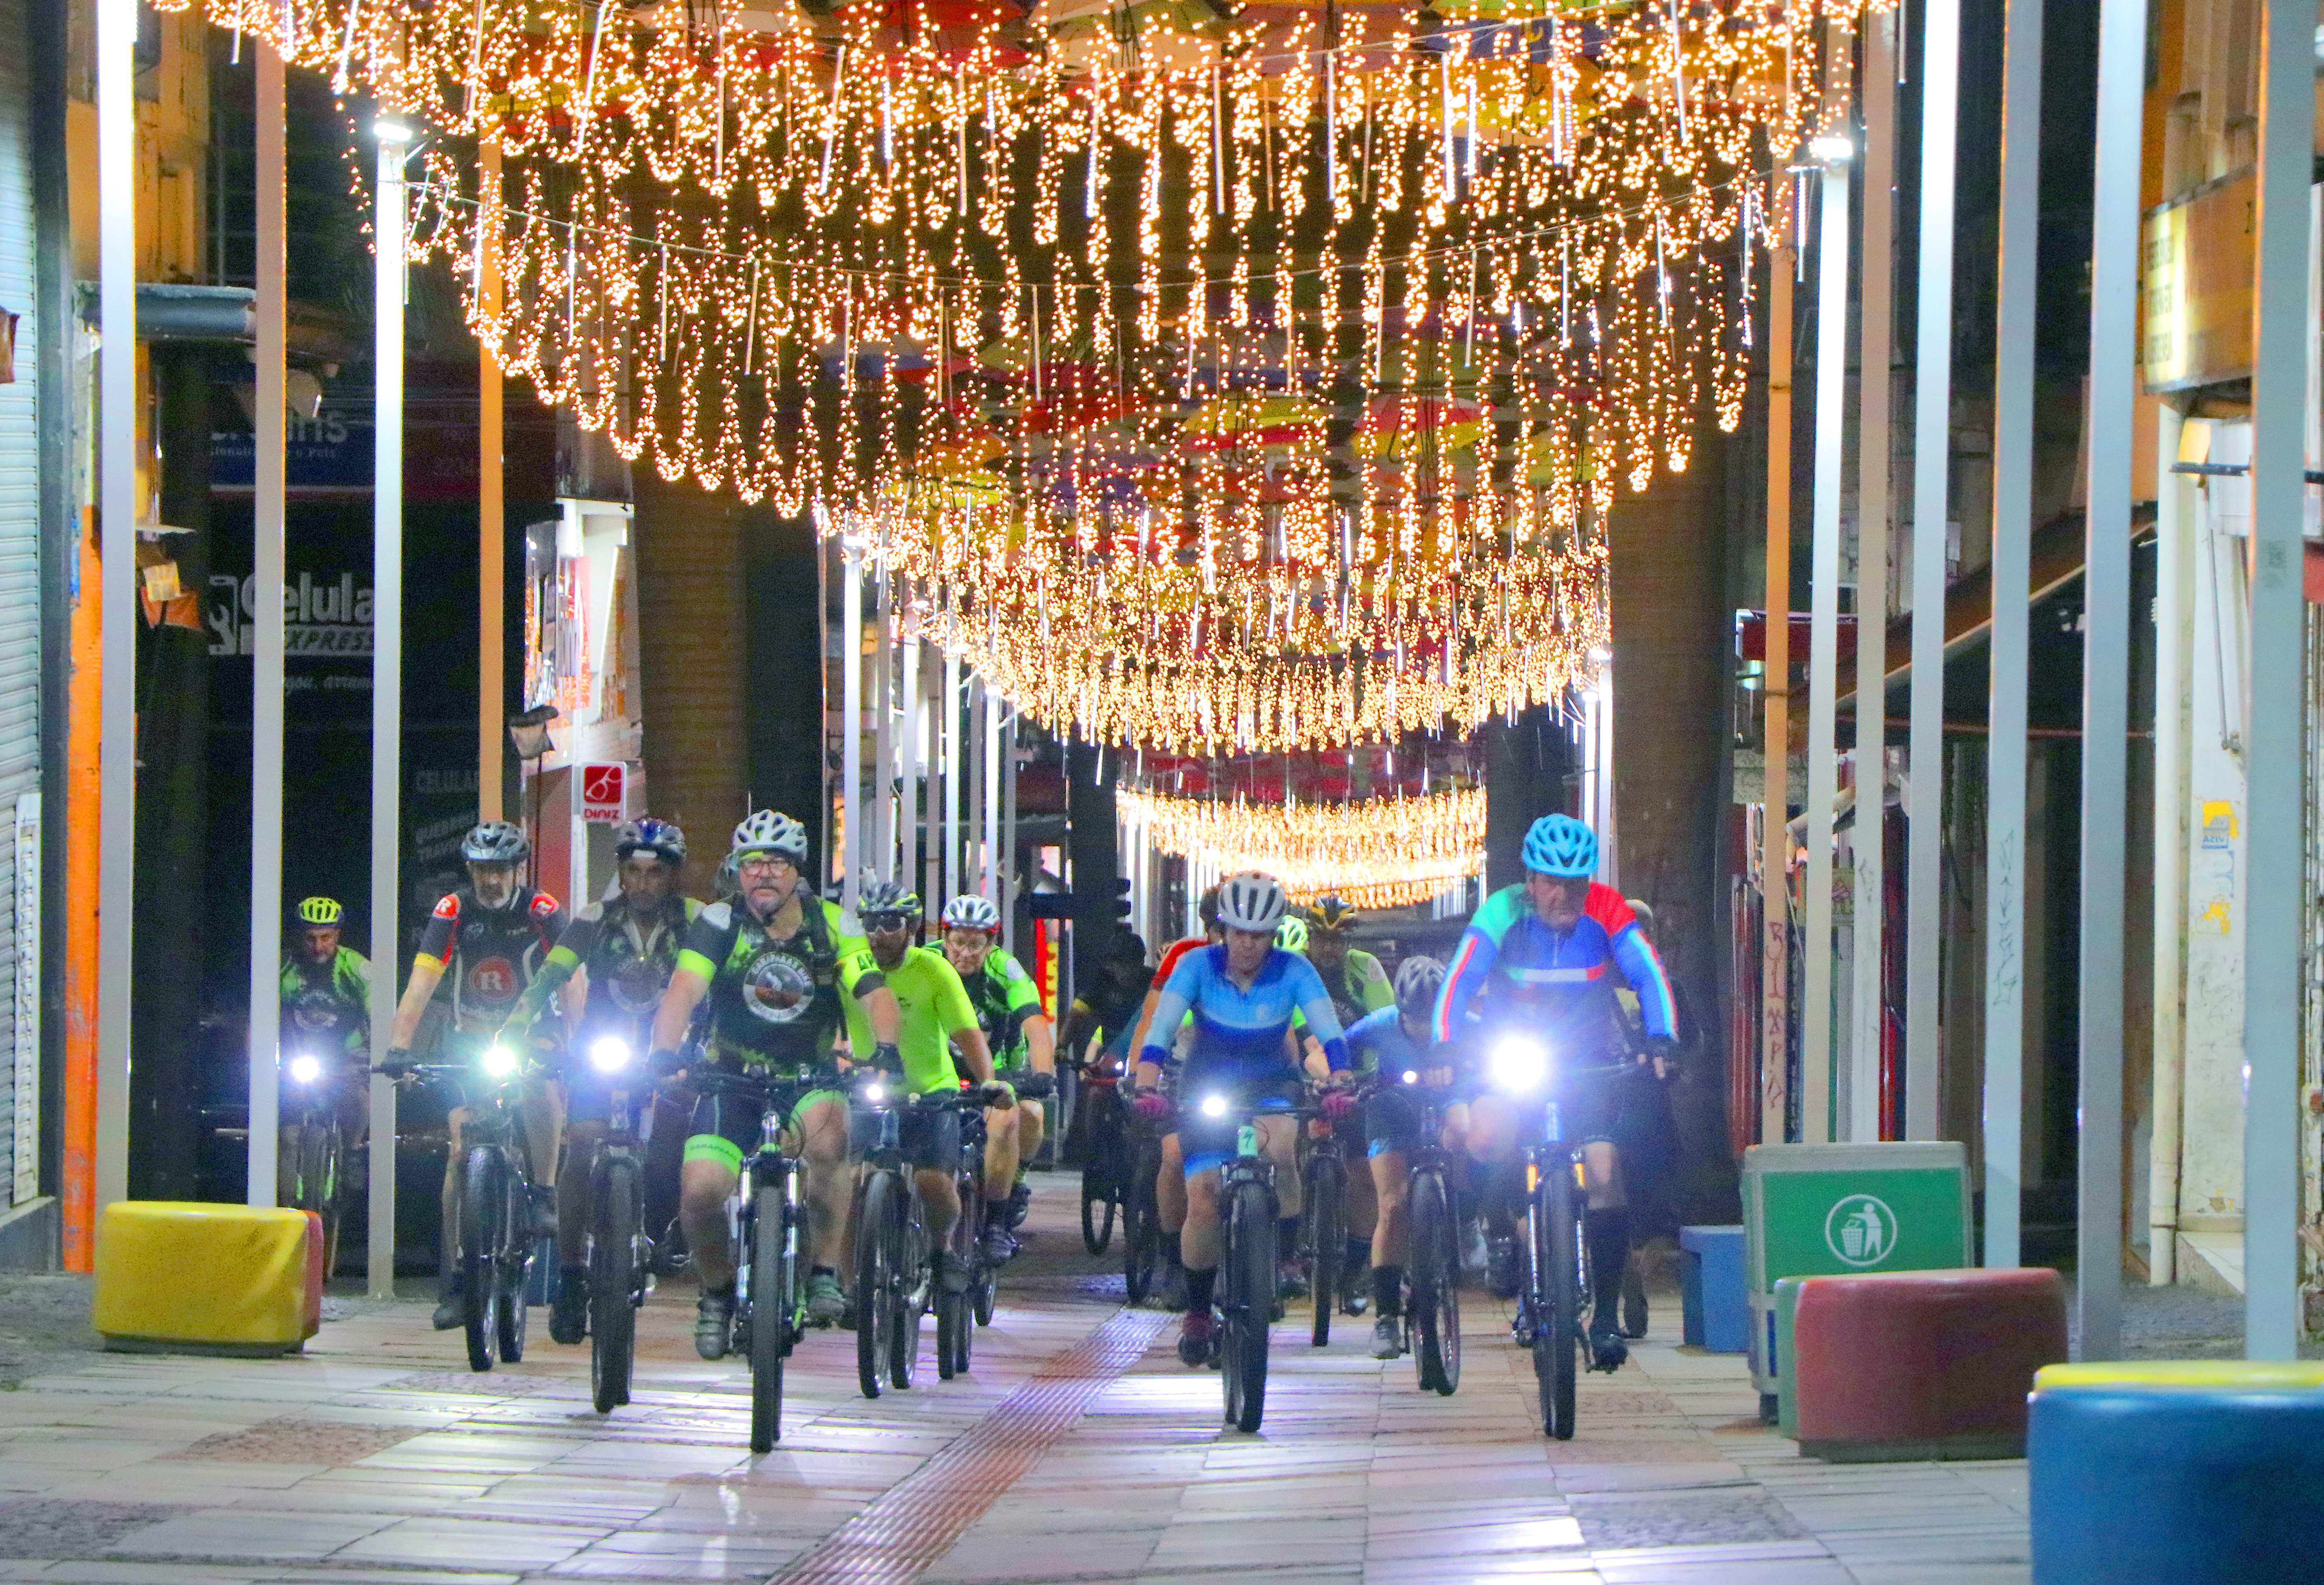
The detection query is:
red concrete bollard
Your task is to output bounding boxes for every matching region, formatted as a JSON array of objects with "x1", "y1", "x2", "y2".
[{"x1": 1792, "y1": 1267, "x2": 2068, "y2": 1462}]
